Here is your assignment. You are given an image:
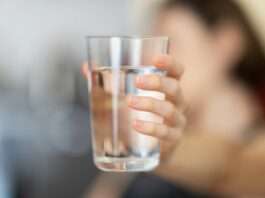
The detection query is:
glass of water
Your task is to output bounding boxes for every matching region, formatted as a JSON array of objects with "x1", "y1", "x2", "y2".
[{"x1": 86, "y1": 36, "x2": 168, "y2": 172}]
